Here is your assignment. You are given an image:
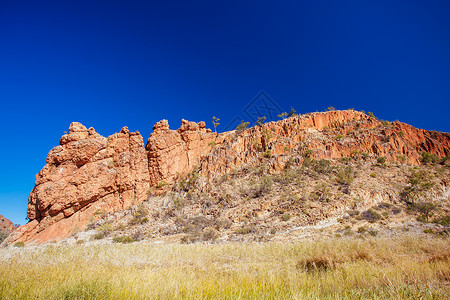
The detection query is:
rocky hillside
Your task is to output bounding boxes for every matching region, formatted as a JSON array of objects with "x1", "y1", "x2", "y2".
[
  {"x1": 81, "y1": 158, "x2": 449, "y2": 245},
  {"x1": 3, "y1": 109, "x2": 450, "y2": 245}
]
